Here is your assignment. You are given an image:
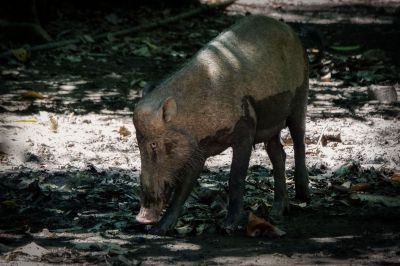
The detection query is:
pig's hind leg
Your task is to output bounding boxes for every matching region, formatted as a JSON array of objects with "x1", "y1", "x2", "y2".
[
  {"x1": 287, "y1": 88, "x2": 310, "y2": 203},
  {"x1": 266, "y1": 133, "x2": 289, "y2": 220}
]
